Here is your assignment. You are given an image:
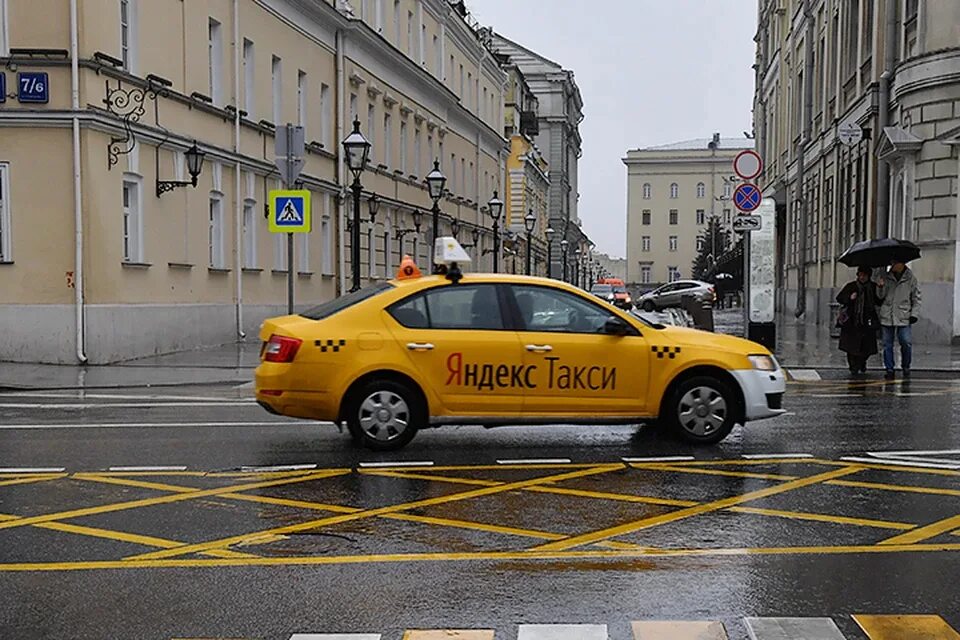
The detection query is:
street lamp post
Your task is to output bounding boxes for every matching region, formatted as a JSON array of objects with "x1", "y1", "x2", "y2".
[
  {"x1": 523, "y1": 208, "x2": 536, "y2": 276},
  {"x1": 425, "y1": 160, "x2": 447, "y2": 272},
  {"x1": 487, "y1": 191, "x2": 503, "y2": 273},
  {"x1": 574, "y1": 247, "x2": 581, "y2": 288},
  {"x1": 560, "y1": 238, "x2": 568, "y2": 282},
  {"x1": 544, "y1": 226, "x2": 555, "y2": 279},
  {"x1": 341, "y1": 118, "x2": 371, "y2": 292}
]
